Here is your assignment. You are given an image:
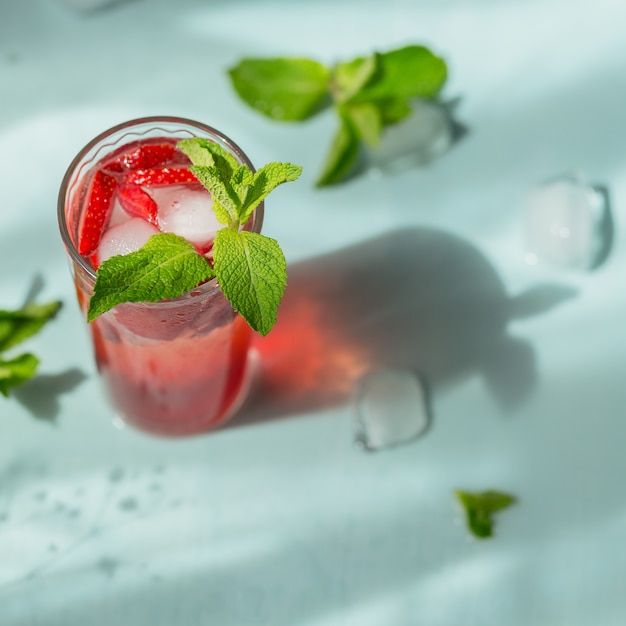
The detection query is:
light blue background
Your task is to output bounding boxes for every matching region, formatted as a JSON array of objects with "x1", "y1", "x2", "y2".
[{"x1": 1, "y1": 0, "x2": 625, "y2": 624}]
